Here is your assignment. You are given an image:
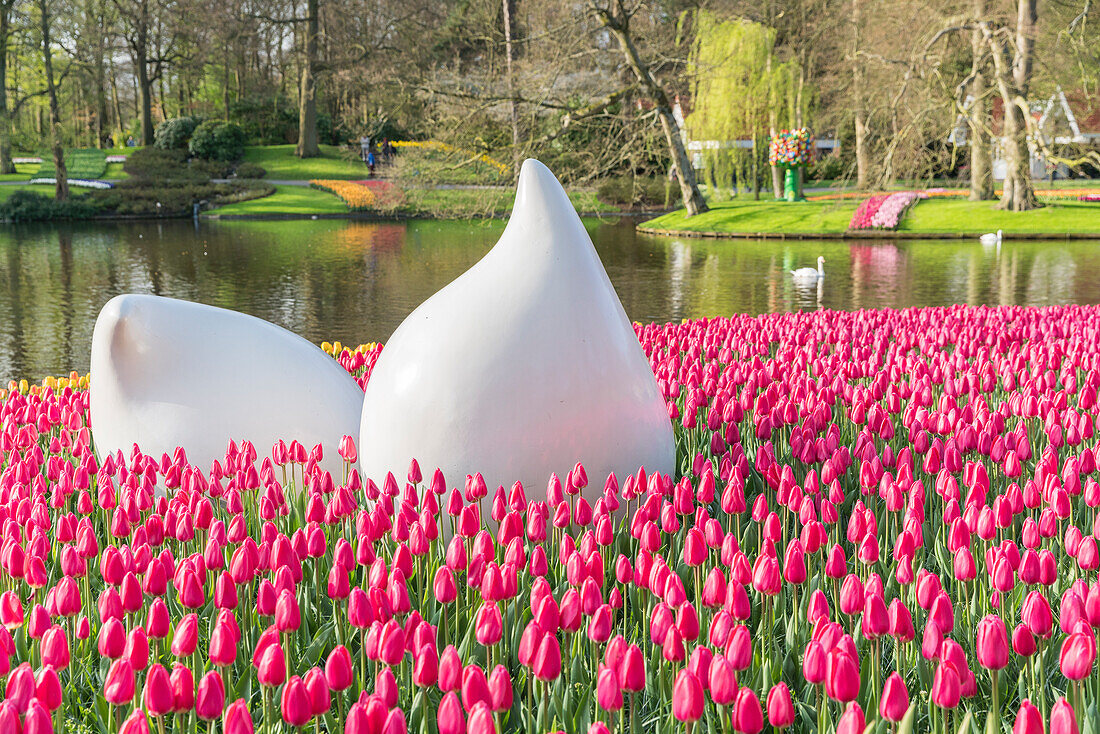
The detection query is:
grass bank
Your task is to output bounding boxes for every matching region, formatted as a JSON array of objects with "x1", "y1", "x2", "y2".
[
  {"x1": 207, "y1": 183, "x2": 618, "y2": 218},
  {"x1": 241, "y1": 145, "x2": 369, "y2": 180},
  {"x1": 640, "y1": 197, "x2": 1100, "y2": 237}
]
